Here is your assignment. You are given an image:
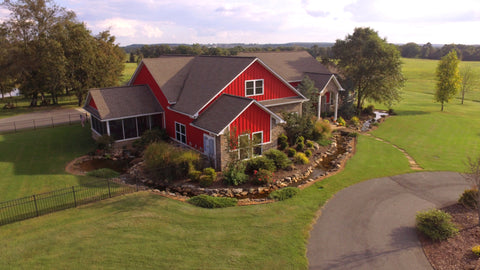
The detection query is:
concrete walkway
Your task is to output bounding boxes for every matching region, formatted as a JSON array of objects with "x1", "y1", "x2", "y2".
[{"x1": 307, "y1": 171, "x2": 470, "y2": 270}]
